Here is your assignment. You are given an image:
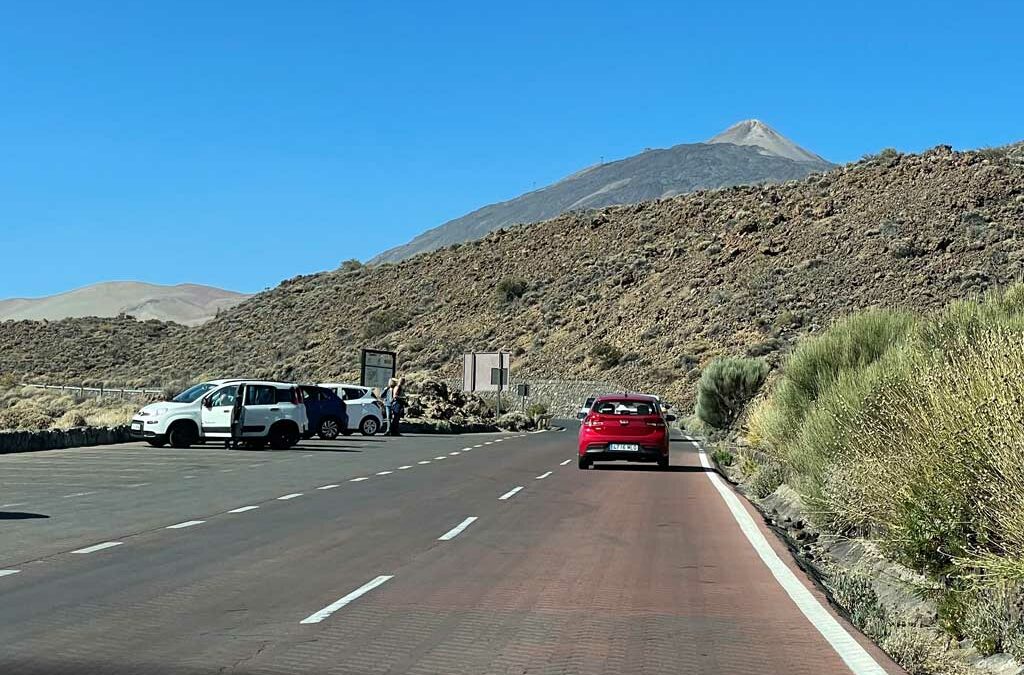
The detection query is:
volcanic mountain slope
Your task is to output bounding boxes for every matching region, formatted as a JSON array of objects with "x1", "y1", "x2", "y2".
[
  {"x1": 370, "y1": 120, "x2": 833, "y2": 264},
  {"x1": 0, "y1": 282, "x2": 249, "y2": 326},
  {"x1": 2, "y1": 144, "x2": 1022, "y2": 407}
]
